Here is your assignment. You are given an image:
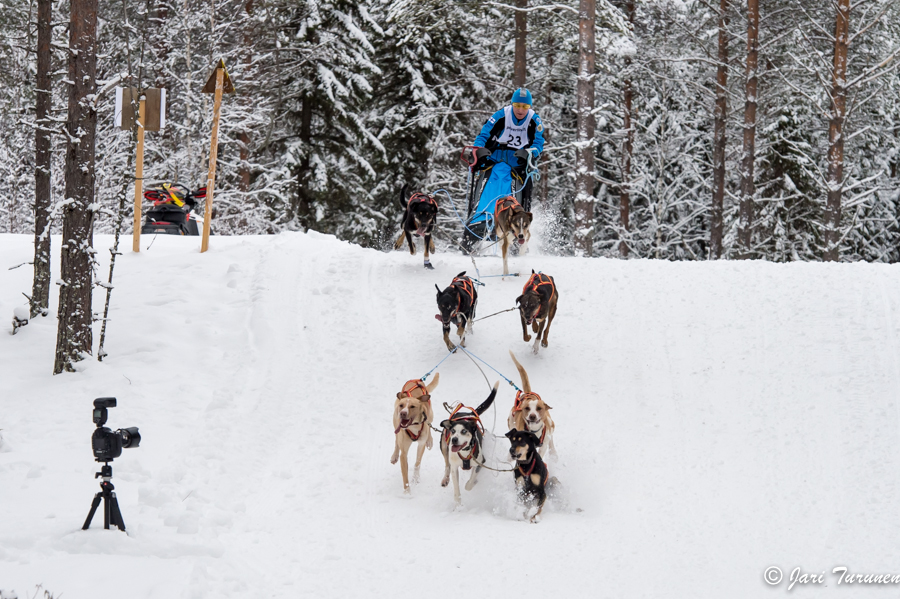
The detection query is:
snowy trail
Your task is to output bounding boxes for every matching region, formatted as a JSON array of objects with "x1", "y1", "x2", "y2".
[{"x1": 2, "y1": 232, "x2": 900, "y2": 597}]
